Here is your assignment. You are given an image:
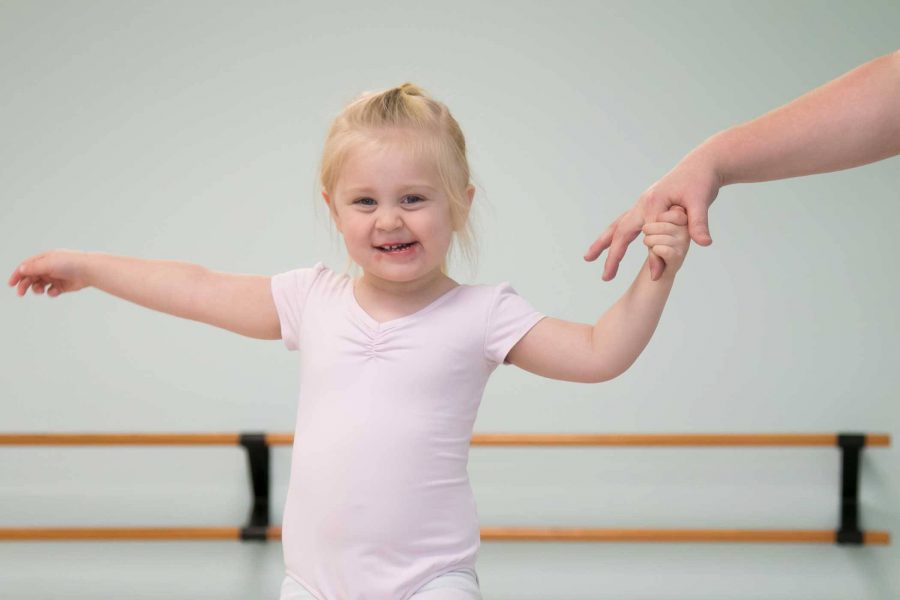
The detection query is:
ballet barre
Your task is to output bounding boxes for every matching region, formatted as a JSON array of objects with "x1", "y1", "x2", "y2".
[{"x1": 0, "y1": 432, "x2": 891, "y2": 545}]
